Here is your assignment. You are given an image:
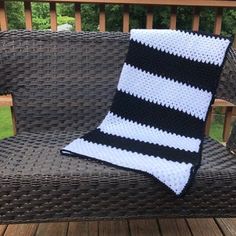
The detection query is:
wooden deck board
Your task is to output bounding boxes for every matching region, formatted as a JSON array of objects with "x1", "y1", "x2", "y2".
[
  {"x1": 4, "y1": 224, "x2": 38, "y2": 236},
  {"x1": 216, "y1": 218, "x2": 236, "y2": 236},
  {"x1": 187, "y1": 218, "x2": 223, "y2": 236},
  {"x1": 35, "y1": 222, "x2": 68, "y2": 236},
  {"x1": 0, "y1": 225, "x2": 7, "y2": 236},
  {"x1": 68, "y1": 221, "x2": 98, "y2": 236},
  {"x1": 99, "y1": 220, "x2": 129, "y2": 236},
  {"x1": 159, "y1": 218, "x2": 191, "y2": 236},
  {"x1": 129, "y1": 219, "x2": 161, "y2": 236},
  {"x1": 1, "y1": 218, "x2": 236, "y2": 236}
]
